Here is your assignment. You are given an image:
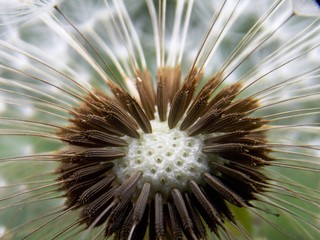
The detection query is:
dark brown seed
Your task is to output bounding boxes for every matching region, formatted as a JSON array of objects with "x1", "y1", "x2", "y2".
[
  {"x1": 157, "y1": 67, "x2": 169, "y2": 121},
  {"x1": 60, "y1": 146, "x2": 125, "y2": 163},
  {"x1": 155, "y1": 66, "x2": 181, "y2": 121},
  {"x1": 184, "y1": 193, "x2": 207, "y2": 240},
  {"x1": 84, "y1": 130, "x2": 127, "y2": 146},
  {"x1": 212, "y1": 162, "x2": 260, "y2": 192},
  {"x1": 171, "y1": 188, "x2": 196, "y2": 239},
  {"x1": 105, "y1": 199, "x2": 133, "y2": 237},
  {"x1": 78, "y1": 174, "x2": 116, "y2": 204},
  {"x1": 160, "y1": 66, "x2": 182, "y2": 103},
  {"x1": 167, "y1": 201, "x2": 184, "y2": 240},
  {"x1": 168, "y1": 66, "x2": 182, "y2": 103},
  {"x1": 56, "y1": 163, "x2": 79, "y2": 175},
  {"x1": 60, "y1": 132, "x2": 103, "y2": 147},
  {"x1": 215, "y1": 176, "x2": 257, "y2": 203},
  {"x1": 108, "y1": 81, "x2": 152, "y2": 133},
  {"x1": 203, "y1": 173, "x2": 247, "y2": 207},
  {"x1": 224, "y1": 97, "x2": 259, "y2": 114},
  {"x1": 70, "y1": 113, "x2": 124, "y2": 136},
  {"x1": 221, "y1": 152, "x2": 268, "y2": 166},
  {"x1": 229, "y1": 162, "x2": 269, "y2": 184},
  {"x1": 182, "y1": 73, "x2": 220, "y2": 127},
  {"x1": 72, "y1": 91, "x2": 140, "y2": 132},
  {"x1": 204, "y1": 130, "x2": 249, "y2": 144},
  {"x1": 218, "y1": 117, "x2": 269, "y2": 132},
  {"x1": 212, "y1": 98, "x2": 231, "y2": 112},
  {"x1": 136, "y1": 70, "x2": 156, "y2": 106},
  {"x1": 65, "y1": 178, "x2": 101, "y2": 208},
  {"x1": 68, "y1": 163, "x2": 113, "y2": 183},
  {"x1": 149, "y1": 200, "x2": 156, "y2": 240},
  {"x1": 136, "y1": 70, "x2": 156, "y2": 120},
  {"x1": 168, "y1": 86, "x2": 189, "y2": 128},
  {"x1": 188, "y1": 110, "x2": 220, "y2": 136},
  {"x1": 188, "y1": 181, "x2": 222, "y2": 225},
  {"x1": 117, "y1": 208, "x2": 134, "y2": 240},
  {"x1": 128, "y1": 205, "x2": 149, "y2": 240},
  {"x1": 202, "y1": 143, "x2": 247, "y2": 155},
  {"x1": 132, "y1": 183, "x2": 151, "y2": 224},
  {"x1": 81, "y1": 148, "x2": 125, "y2": 162},
  {"x1": 74, "y1": 112, "x2": 139, "y2": 138},
  {"x1": 103, "y1": 99, "x2": 140, "y2": 129},
  {"x1": 57, "y1": 163, "x2": 94, "y2": 181},
  {"x1": 179, "y1": 96, "x2": 207, "y2": 131},
  {"x1": 81, "y1": 186, "x2": 118, "y2": 225},
  {"x1": 191, "y1": 112, "x2": 266, "y2": 135},
  {"x1": 104, "y1": 112, "x2": 141, "y2": 138},
  {"x1": 206, "y1": 82, "x2": 242, "y2": 112},
  {"x1": 125, "y1": 95, "x2": 152, "y2": 133},
  {"x1": 115, "y1": 171, "x2": 142, "y2": 202},
  {"x1": 187, "y1": 72, "x2": 221, "y2": 114},
  {"x1": 184, "y1": 68, "x2": 203, "y2": 105},
  {"x1": 188, "y1": 192, "x2": 219, "y2": 235},
  {"x1": 199, "y1": 113, "x2": 245, "y2": 134},
  {"x1": 168, "y1": 68, "x2": 202, "y2": 128},
  {"x1": 155, "y1": 193, "x2": 165, "y2": 239},
  {"x1": 202, "y1": 185, "x2": 235, "y2": 223},
  {"x1": 232, "y1": 137, "x2": 266, "y2": 146}
]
